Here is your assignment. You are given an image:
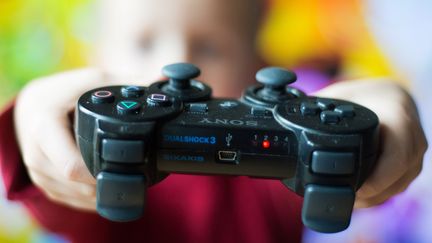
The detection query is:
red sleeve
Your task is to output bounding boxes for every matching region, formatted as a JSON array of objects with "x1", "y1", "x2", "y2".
[
  {"x1": 0, "y1": 102, "x2": 39, "y2": 200},
  {"x1": 0, "y1": 103, "x2": 115, "y2": 242}
]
